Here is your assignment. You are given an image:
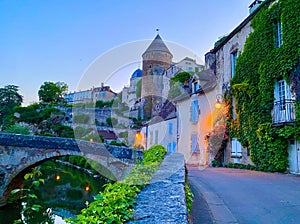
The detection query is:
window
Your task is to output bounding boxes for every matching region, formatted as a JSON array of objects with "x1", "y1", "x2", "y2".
[
  {"x1": 191, "y1": 100, "x2": 199, "y2": 122},
  {"x1": 274, "y1": 79, "x2": 291, "y2": 104},
  {"x1": 155, "y1": 130, "x2": 158, "y2": 144},
  {"x1": 275, "y1": 21, "x2": 283, "y2": 48},
  {"x1": 169, "y1": 122, "x2": 173, "y2": 135},
  {"x1": 231, "y1": 138, "x2": 242, "y2": 157},
  {"x1": 191, "y1": 134, "x2": 199, "y2": 153},
  {"x1": 231, "y1": 51, "x2": 238, "y2": 78},
  {"x1": 273, "y1": 79, "x2": 294, "y2": 123}
]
